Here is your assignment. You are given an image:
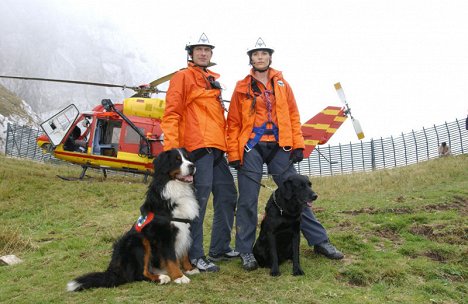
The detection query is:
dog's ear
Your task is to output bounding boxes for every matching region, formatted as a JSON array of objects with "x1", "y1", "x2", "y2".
[
  {"x1": 153, "y1": 150, "x2": 171, "y2": 174},
  {"x1": 281, "y1": 179, "x2": 294, "y2": 200}
]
